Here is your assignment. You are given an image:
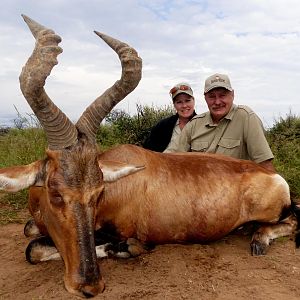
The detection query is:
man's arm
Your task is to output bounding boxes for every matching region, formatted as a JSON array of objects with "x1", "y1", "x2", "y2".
[
  {"x1": 245, "y1": 113, "x2": 274, "y2": 165},
  {"x1": 258, "y1": 159, "x2": 276, "y2": 172}
]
